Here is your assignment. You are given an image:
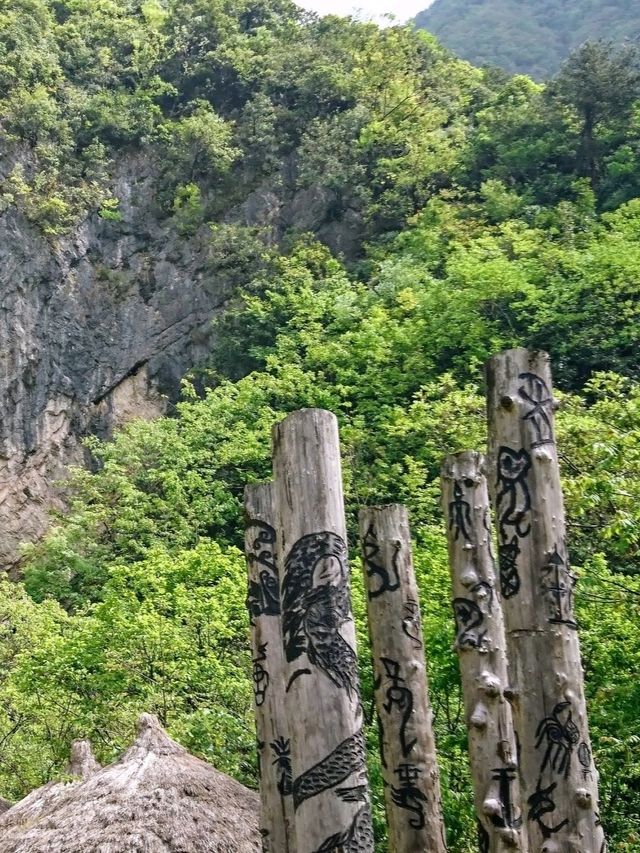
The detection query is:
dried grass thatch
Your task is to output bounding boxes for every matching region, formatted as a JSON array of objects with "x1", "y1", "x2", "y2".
[{"x1": 0, "y1": 714, "x2": 260, "y2": 853}]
